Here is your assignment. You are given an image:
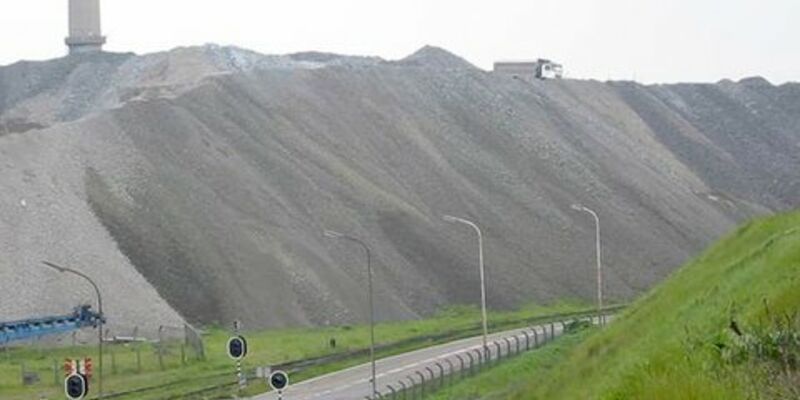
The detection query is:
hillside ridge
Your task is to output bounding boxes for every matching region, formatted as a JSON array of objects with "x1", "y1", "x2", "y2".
[
  {"x1": 512, "y1": 210, "x2": 800, "y2": 399},
  {"x1": 0, "y1": 46, "x2": 798, "y2": 333}
]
